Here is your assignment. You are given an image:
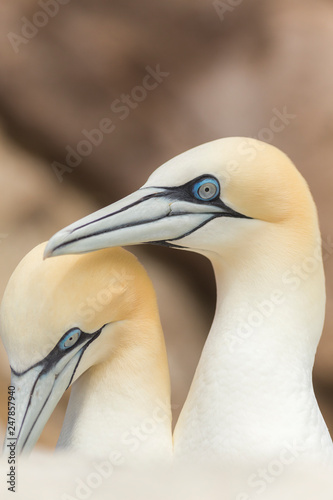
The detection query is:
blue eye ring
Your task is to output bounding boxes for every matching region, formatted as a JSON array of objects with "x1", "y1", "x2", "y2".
[
  {"x1": 59, "y1": 328, "x2": 82, "y2": 350},
  {"x1": 193, "y1": 177, "x2": 220, "y2": 201}
]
